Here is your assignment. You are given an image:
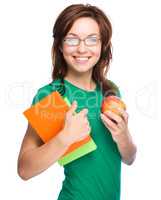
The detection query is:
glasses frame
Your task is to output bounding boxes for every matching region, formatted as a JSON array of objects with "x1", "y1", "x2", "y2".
[{"x1": 63, "y1": 35, "x2": 101, "y2": 47}]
